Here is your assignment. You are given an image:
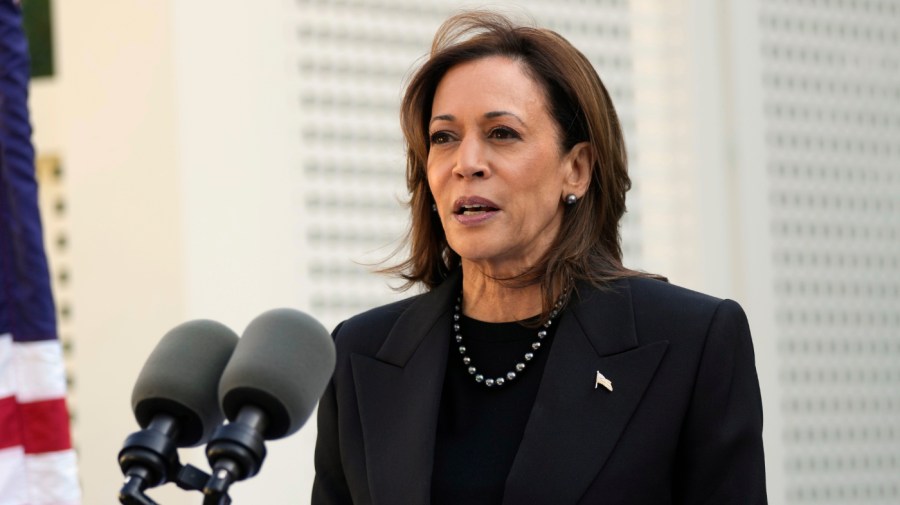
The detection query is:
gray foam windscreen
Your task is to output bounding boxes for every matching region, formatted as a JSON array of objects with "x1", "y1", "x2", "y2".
[
  {"x1": 131, "y1": 320, "x2": 239, "y2": 446},
  {"x1": 218, "y1": 308, "x2": 336, "y2": 439}
]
